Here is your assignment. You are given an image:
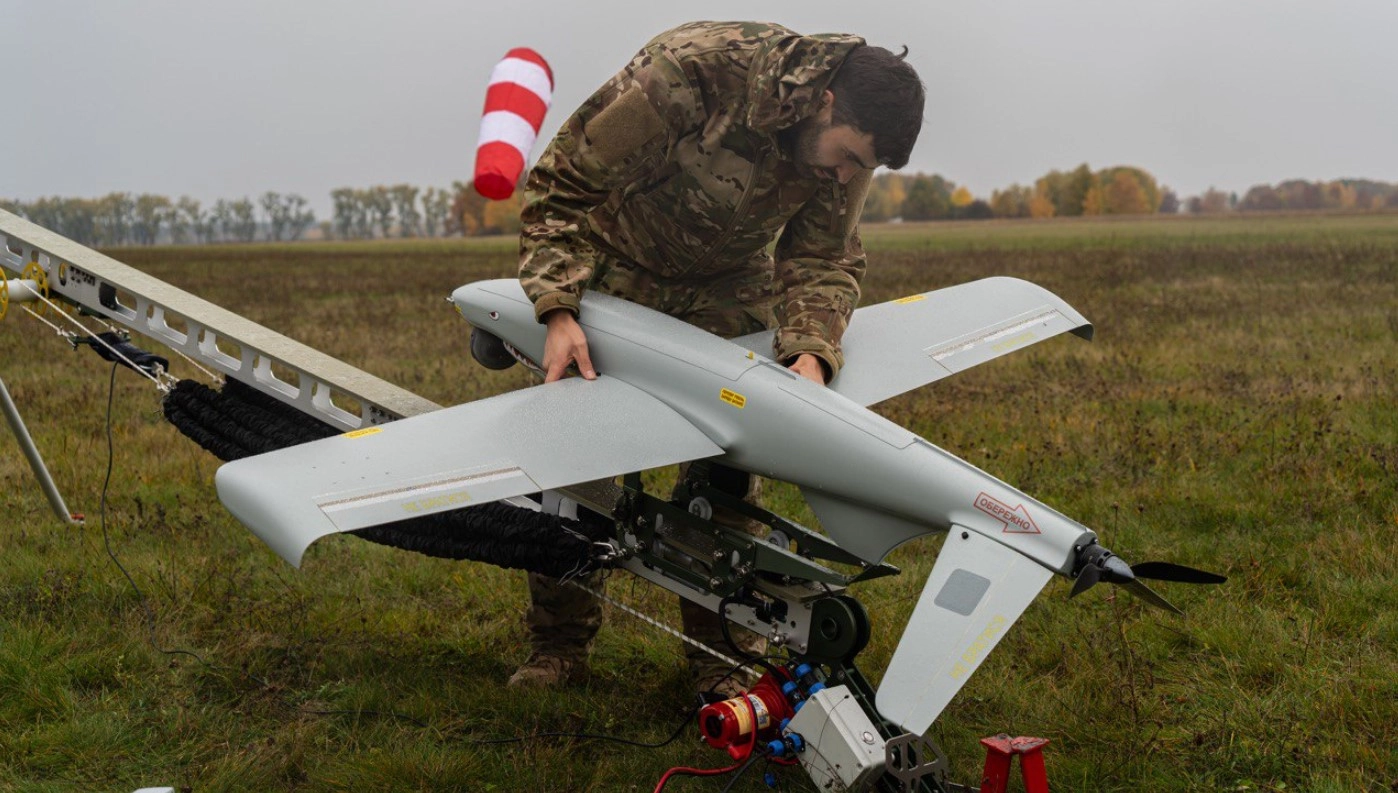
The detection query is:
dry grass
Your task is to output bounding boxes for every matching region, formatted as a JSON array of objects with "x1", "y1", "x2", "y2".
[{"x1": 1, "y1": 213, "x2": 1395, "y2": 791}]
